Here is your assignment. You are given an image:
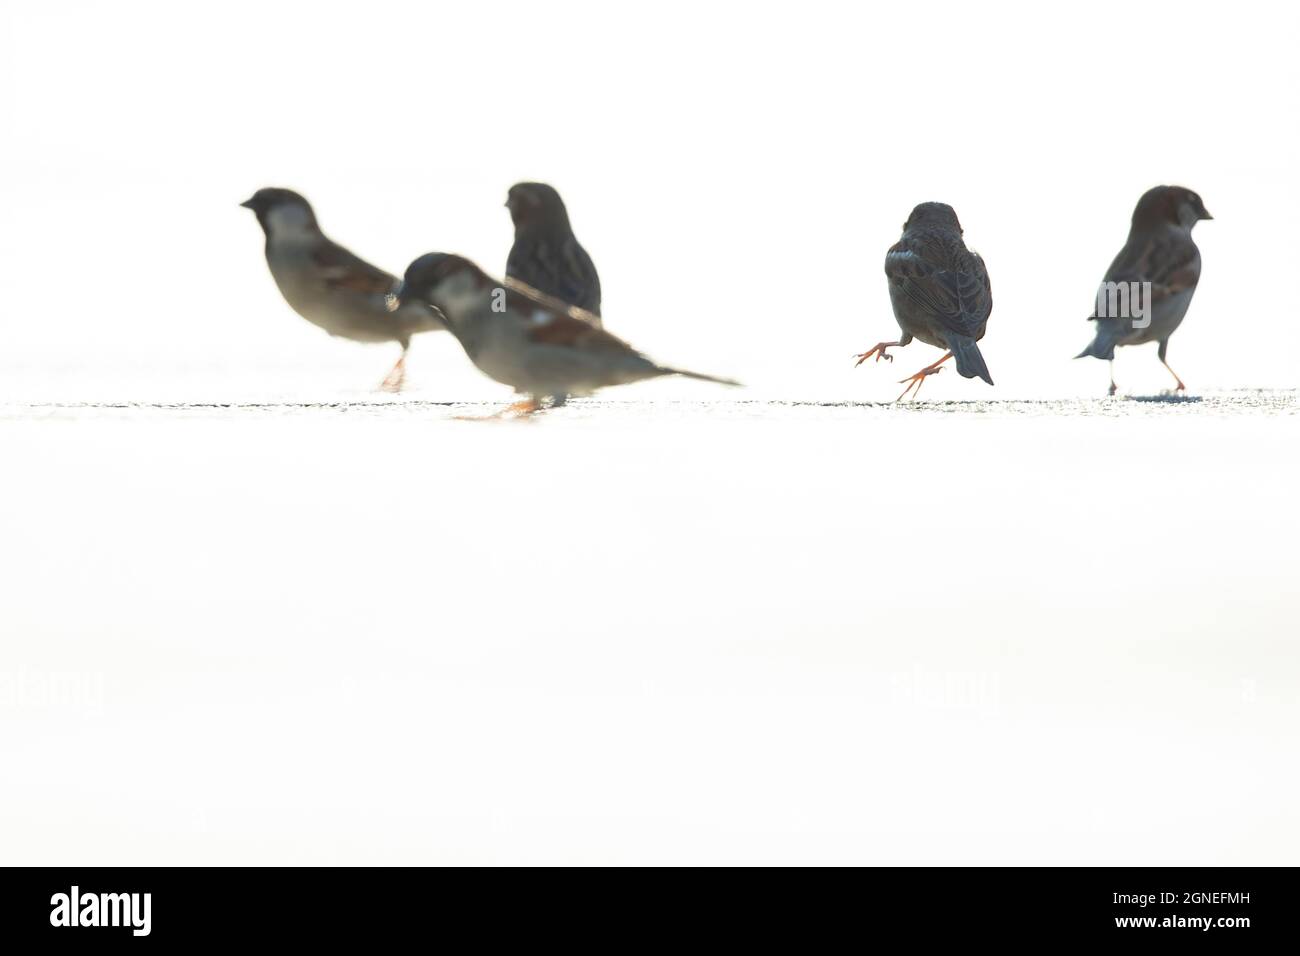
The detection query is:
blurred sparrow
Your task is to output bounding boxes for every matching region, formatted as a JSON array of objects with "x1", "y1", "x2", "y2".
[
  {"x1": 389, "y1": 253, "x2": 738, "y2": 414},
  {"x1": 241, "y1": 188, "x2": 443, "y2": 390},
  {"x1": 855, "y1": 202, "x2": 993, "y2": 400},
  {"x1": 506, "y1": 182, "x2": 602, "y2": 318},
  {"x1": 1076, "y1": 185, "x2": 1211, "y2": 395}
]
